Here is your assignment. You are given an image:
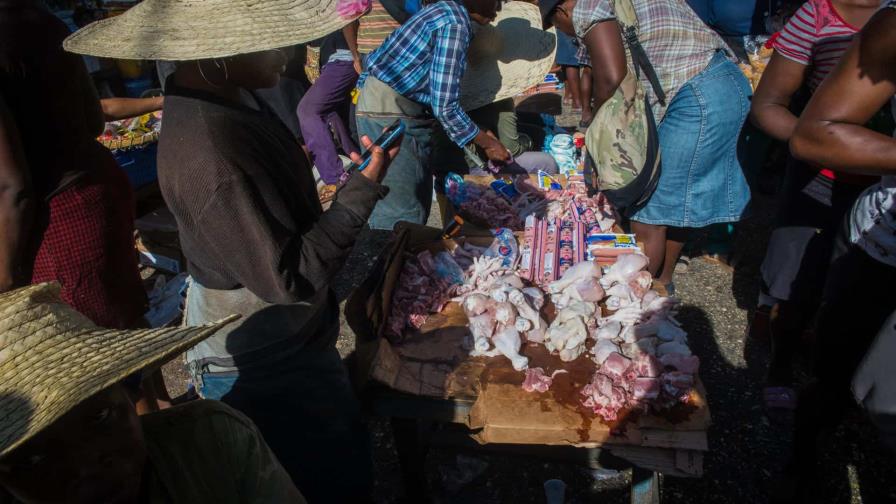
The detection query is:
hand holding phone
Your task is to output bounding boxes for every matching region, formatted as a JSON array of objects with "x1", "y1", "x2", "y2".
[
  {"x1": 348, "y1": 120, "x2": 405, "y2": 183},
  {"x1": 348, "y1": 119, "x2": 406, "y2": 172}
]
